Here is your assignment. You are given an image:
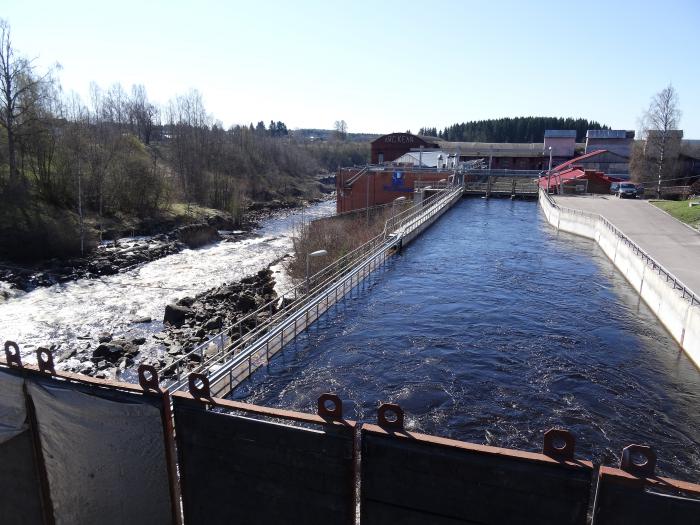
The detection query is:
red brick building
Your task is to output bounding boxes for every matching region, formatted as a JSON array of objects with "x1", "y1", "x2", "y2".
[
  {"x1": 337, "y1": 167, "x2": 452, "y2": 213},
  {"x1": 370, "y1": 133, "x2": 439, "y2": 164}
]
